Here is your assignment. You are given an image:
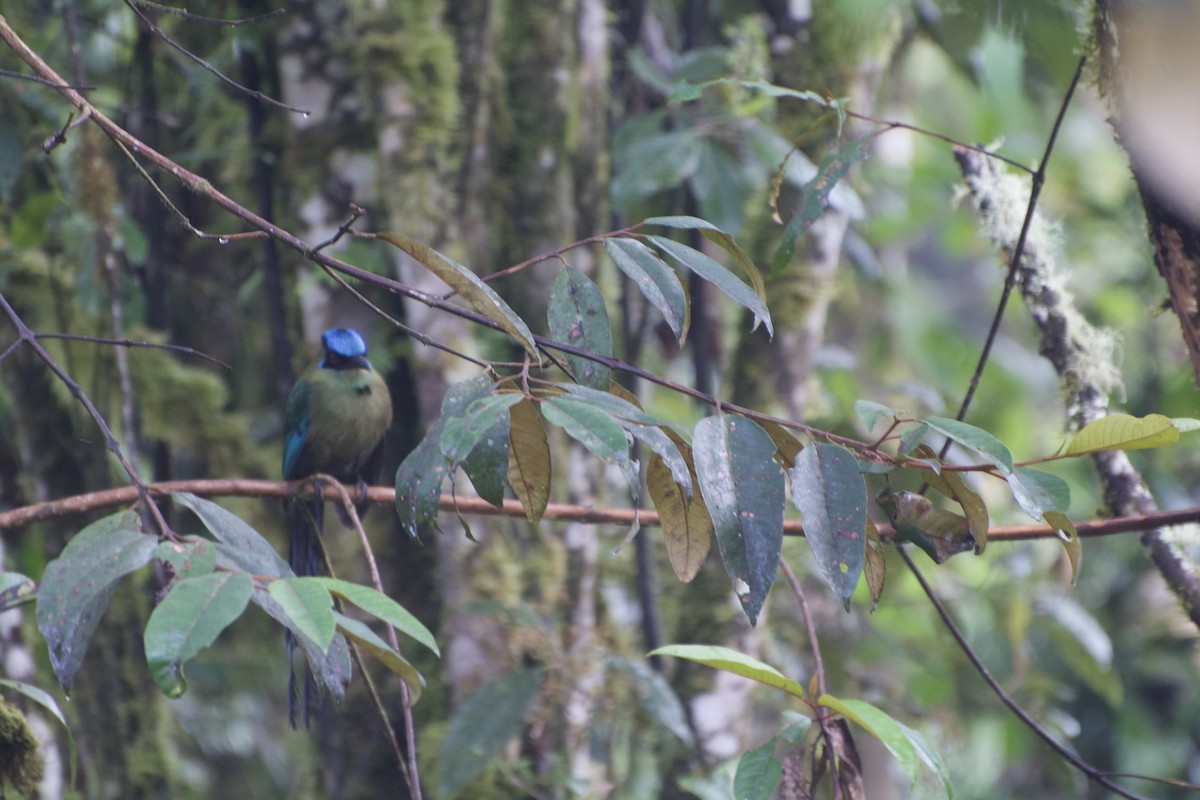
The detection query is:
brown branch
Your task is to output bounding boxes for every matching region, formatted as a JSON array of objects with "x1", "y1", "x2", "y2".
[{"x1": 3, "y1": 478, "x2": 1199, "y2": 542}]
